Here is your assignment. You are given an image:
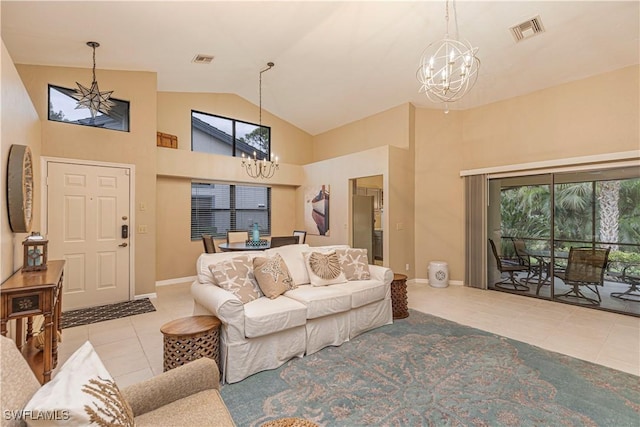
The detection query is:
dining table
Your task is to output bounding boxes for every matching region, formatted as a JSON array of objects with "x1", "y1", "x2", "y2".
[
  {"x1": 218, "y1": 241, "x2": 271, "y2": 252},
  {"x1": 523, "y1": 249, "x2": 569, "y2": 292}
]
